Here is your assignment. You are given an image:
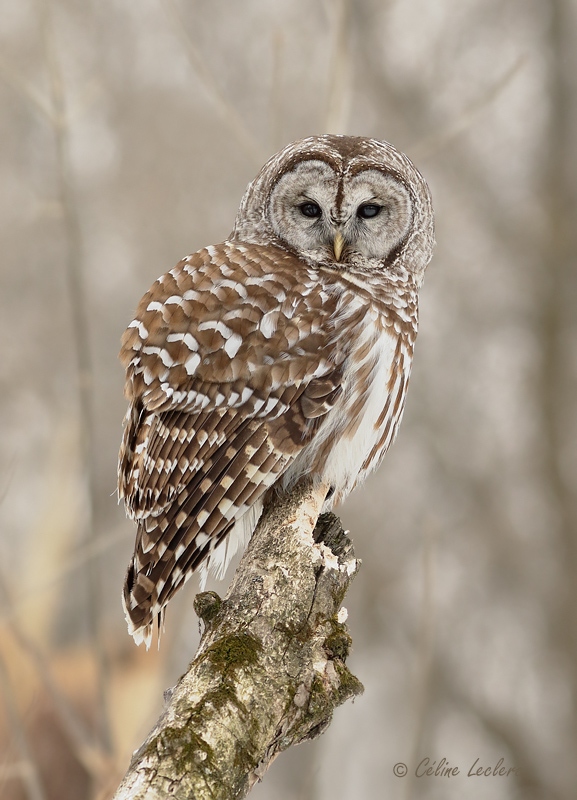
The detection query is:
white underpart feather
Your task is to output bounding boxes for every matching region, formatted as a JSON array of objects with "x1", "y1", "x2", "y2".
[
  {"x1": 282, "y1": 319, "x2": 399, "y2": 502},
  {"x1": 198, "y1": 500, "x2": 264, "y2": 589}
]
